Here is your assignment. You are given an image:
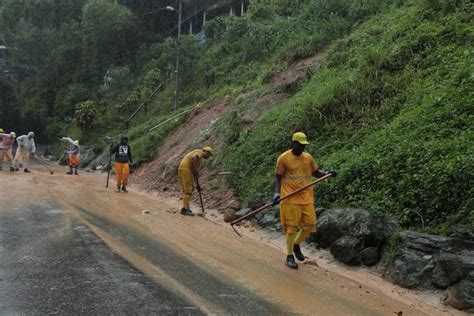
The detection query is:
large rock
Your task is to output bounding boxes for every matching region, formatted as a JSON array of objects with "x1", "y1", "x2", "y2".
[
  {"x1": 433, "y1": 254, "x2": 466, "y2": 289},
  {"x1": 248, "y1": 195, "x2": 266, "y2": 211},
  {"x1": 388, "y1": 231, "x2": 474, "y2": 290},
  {"x1": 361, "y1": 247, "x2": 380, "y2": 267},
  {"x1": 223, "y1": 209, "x2": 237, "y2": 223},
  {"x1": 330, "y1": 236, "x2": 363, "y2": 266},
  {"x1": 445, "y1": 271, "x2": 474, "y2": 311},
  {"x1": 79, "y1": 146, "x2": 103, "y2": 168},
  {"x1": 89, "y1": 151, "x2": 112, "y2": 171},
  {"x1": 312, "y1": 208, "x2": 399, "y2": 249}
]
